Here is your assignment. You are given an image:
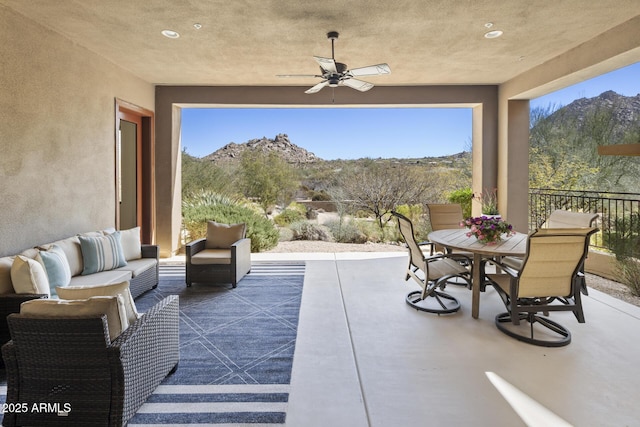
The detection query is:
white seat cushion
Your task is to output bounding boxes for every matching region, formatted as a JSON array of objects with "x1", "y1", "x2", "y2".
[
  {"x1": 191, "y1": 249, "x2": 232, "y2": 265},
  {"x1": 56, "y1": 281, "x2": 139, "y2": 324},
  {"x1": 20, "y1": 295, "x2": 128, "y2": 341},
  {"x1": 69, "y1": 269, "x2": 131, "y2": 287},
  {"x1": 116, "y1": 258, "x2": 157, "y2": 277}
]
